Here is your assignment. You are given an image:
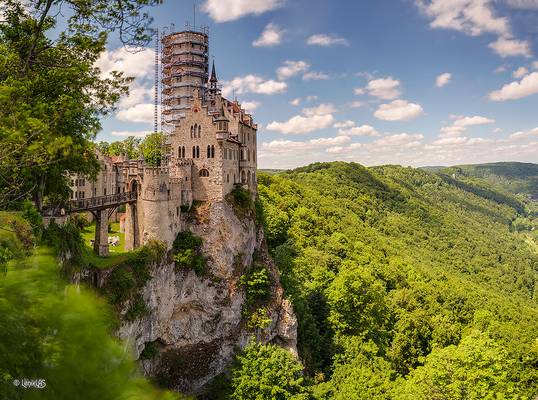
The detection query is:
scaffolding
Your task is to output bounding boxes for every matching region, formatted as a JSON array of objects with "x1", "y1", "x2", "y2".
[{"x1": 160, "y1": 24, "x2": 209, "y2": 139}]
